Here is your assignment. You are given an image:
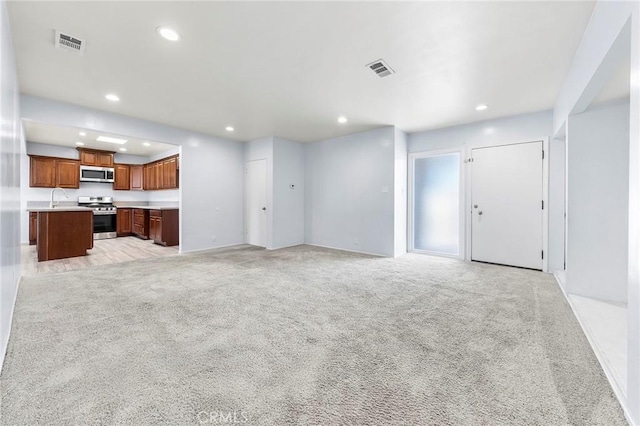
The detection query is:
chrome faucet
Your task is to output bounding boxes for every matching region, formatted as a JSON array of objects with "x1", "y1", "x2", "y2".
[{"x1": 50, "y1": 187, "x2": 69, "y2": 208}]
